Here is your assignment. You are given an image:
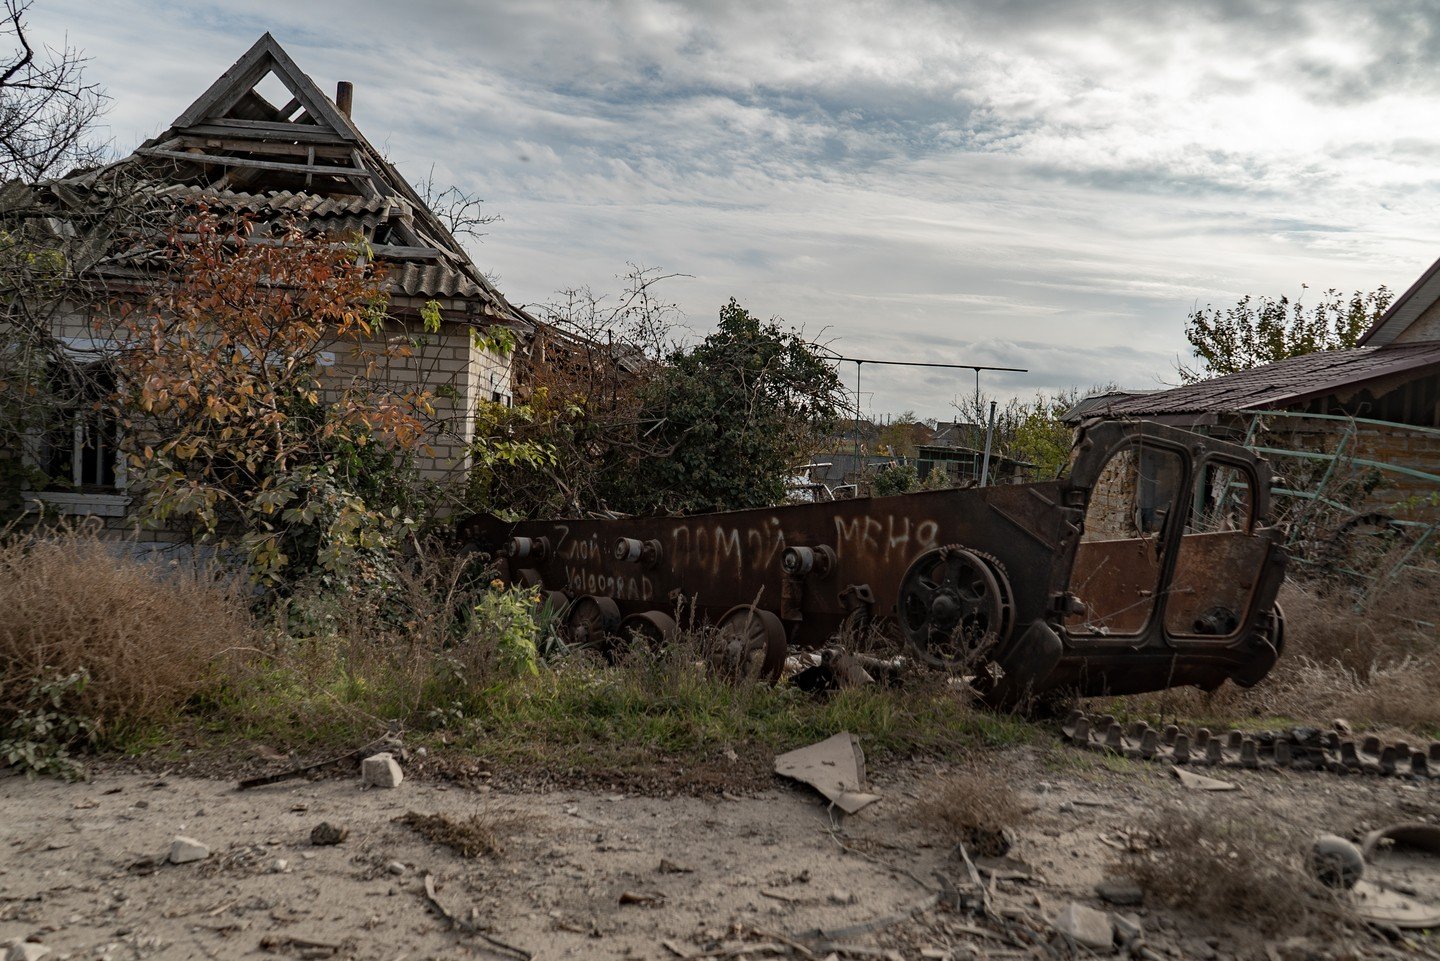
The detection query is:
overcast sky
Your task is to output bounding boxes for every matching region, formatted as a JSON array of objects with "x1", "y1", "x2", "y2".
[{"x1": 29, "y1": 0, "x2": 1440, "y2": 418}]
